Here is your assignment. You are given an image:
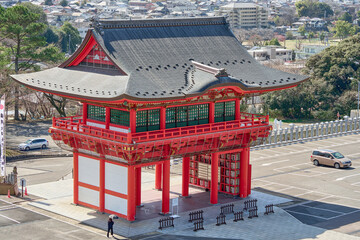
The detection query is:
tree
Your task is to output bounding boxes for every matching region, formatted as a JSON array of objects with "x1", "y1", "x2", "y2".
[
  {"x1": 339, "y1": 12, "x2": 353, "y2": 23},
  {"x1": 19, "y1": 2, "x2": 47, "y2": 24},
  {"x1": 285, "y1": 31, "x2": 294, "y2": 40},
  {"x1": 295, "y1": 0, "x2": 333, "y2": 18},
  {"x1": 308, "y1": 31, "x2": 315, "y2": 41},
  {"x1": 0, "y1": 5, "x2": 64, "y2": 120},
  {"x1": 44, "y1": 0, "x2": 53, "y2": 6},
  {"x1": 43, "y1": 26, "x2": 59, "y2": 44},
  {"x1": 265, "y1": 38, "x2": 281, "y2": 46},
  {"x1": 60, "y1": 0, "x2": 68, "y2": 7},
  {"x1": 334, "y1": 20, "x2": 359, "y2": 40},
  {"x1": 319, "y1": 32, "x2": 325, "y2": 43},
  {"x1": 298, "y1": 26, "x2": 306, "y2": 37},
  {"x1": 59, "y1": 22, "x2": 81, "y2": 54}
]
